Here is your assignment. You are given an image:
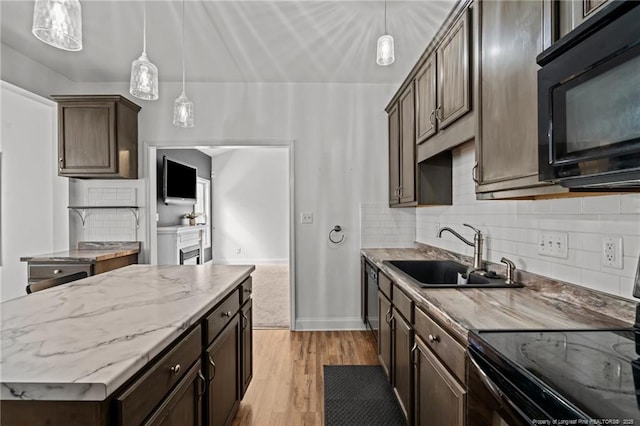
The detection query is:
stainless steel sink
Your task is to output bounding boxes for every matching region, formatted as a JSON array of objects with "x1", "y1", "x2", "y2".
[{"x1": 383, "y1": 260, "x2": 522, "y2": 288}]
